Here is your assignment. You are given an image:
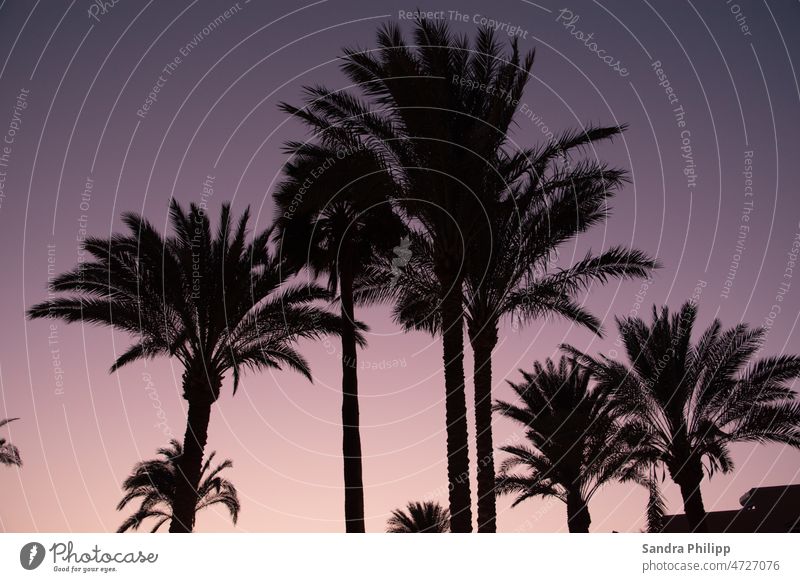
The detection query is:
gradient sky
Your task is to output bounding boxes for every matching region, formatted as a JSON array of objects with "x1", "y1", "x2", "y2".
[{"x1": 1, "y1": 0, "x2": 799, "y2": 533}]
